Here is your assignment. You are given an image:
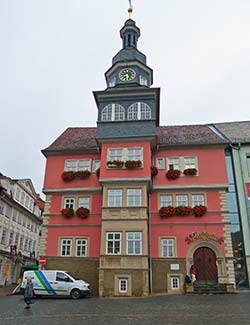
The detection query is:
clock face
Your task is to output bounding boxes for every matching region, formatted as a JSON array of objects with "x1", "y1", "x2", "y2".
[{"x1": 119, "y1": 68, "x2": 136, "y2": 81}]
